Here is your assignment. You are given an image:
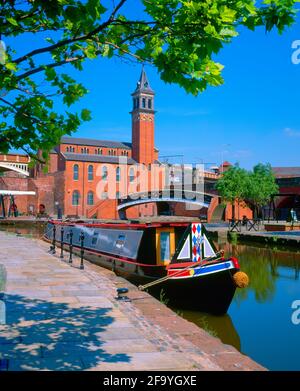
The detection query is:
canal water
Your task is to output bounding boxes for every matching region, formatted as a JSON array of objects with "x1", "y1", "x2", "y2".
[
  {"x1": 1, "y1": 225, "x2": 300, "y2": 370},
  {"x1": 176, "y1": 238, "x2": 300, "y2": 371}
]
